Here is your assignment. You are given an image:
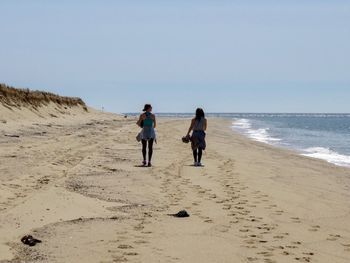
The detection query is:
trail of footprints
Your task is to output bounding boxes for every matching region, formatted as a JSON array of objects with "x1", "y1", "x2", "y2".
[
  {"x1": 219, "y1": 159, "x2": 350, "y2": 261},
  {"x1": 228, "y1": 161, "x2": 318, "y2": 262},
  {"x1": 105, "y1": 152, "x2": 349, "y2": 262},
  {"x1": 187, "y1": 158, "x2": 319, "y2": 262}
]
